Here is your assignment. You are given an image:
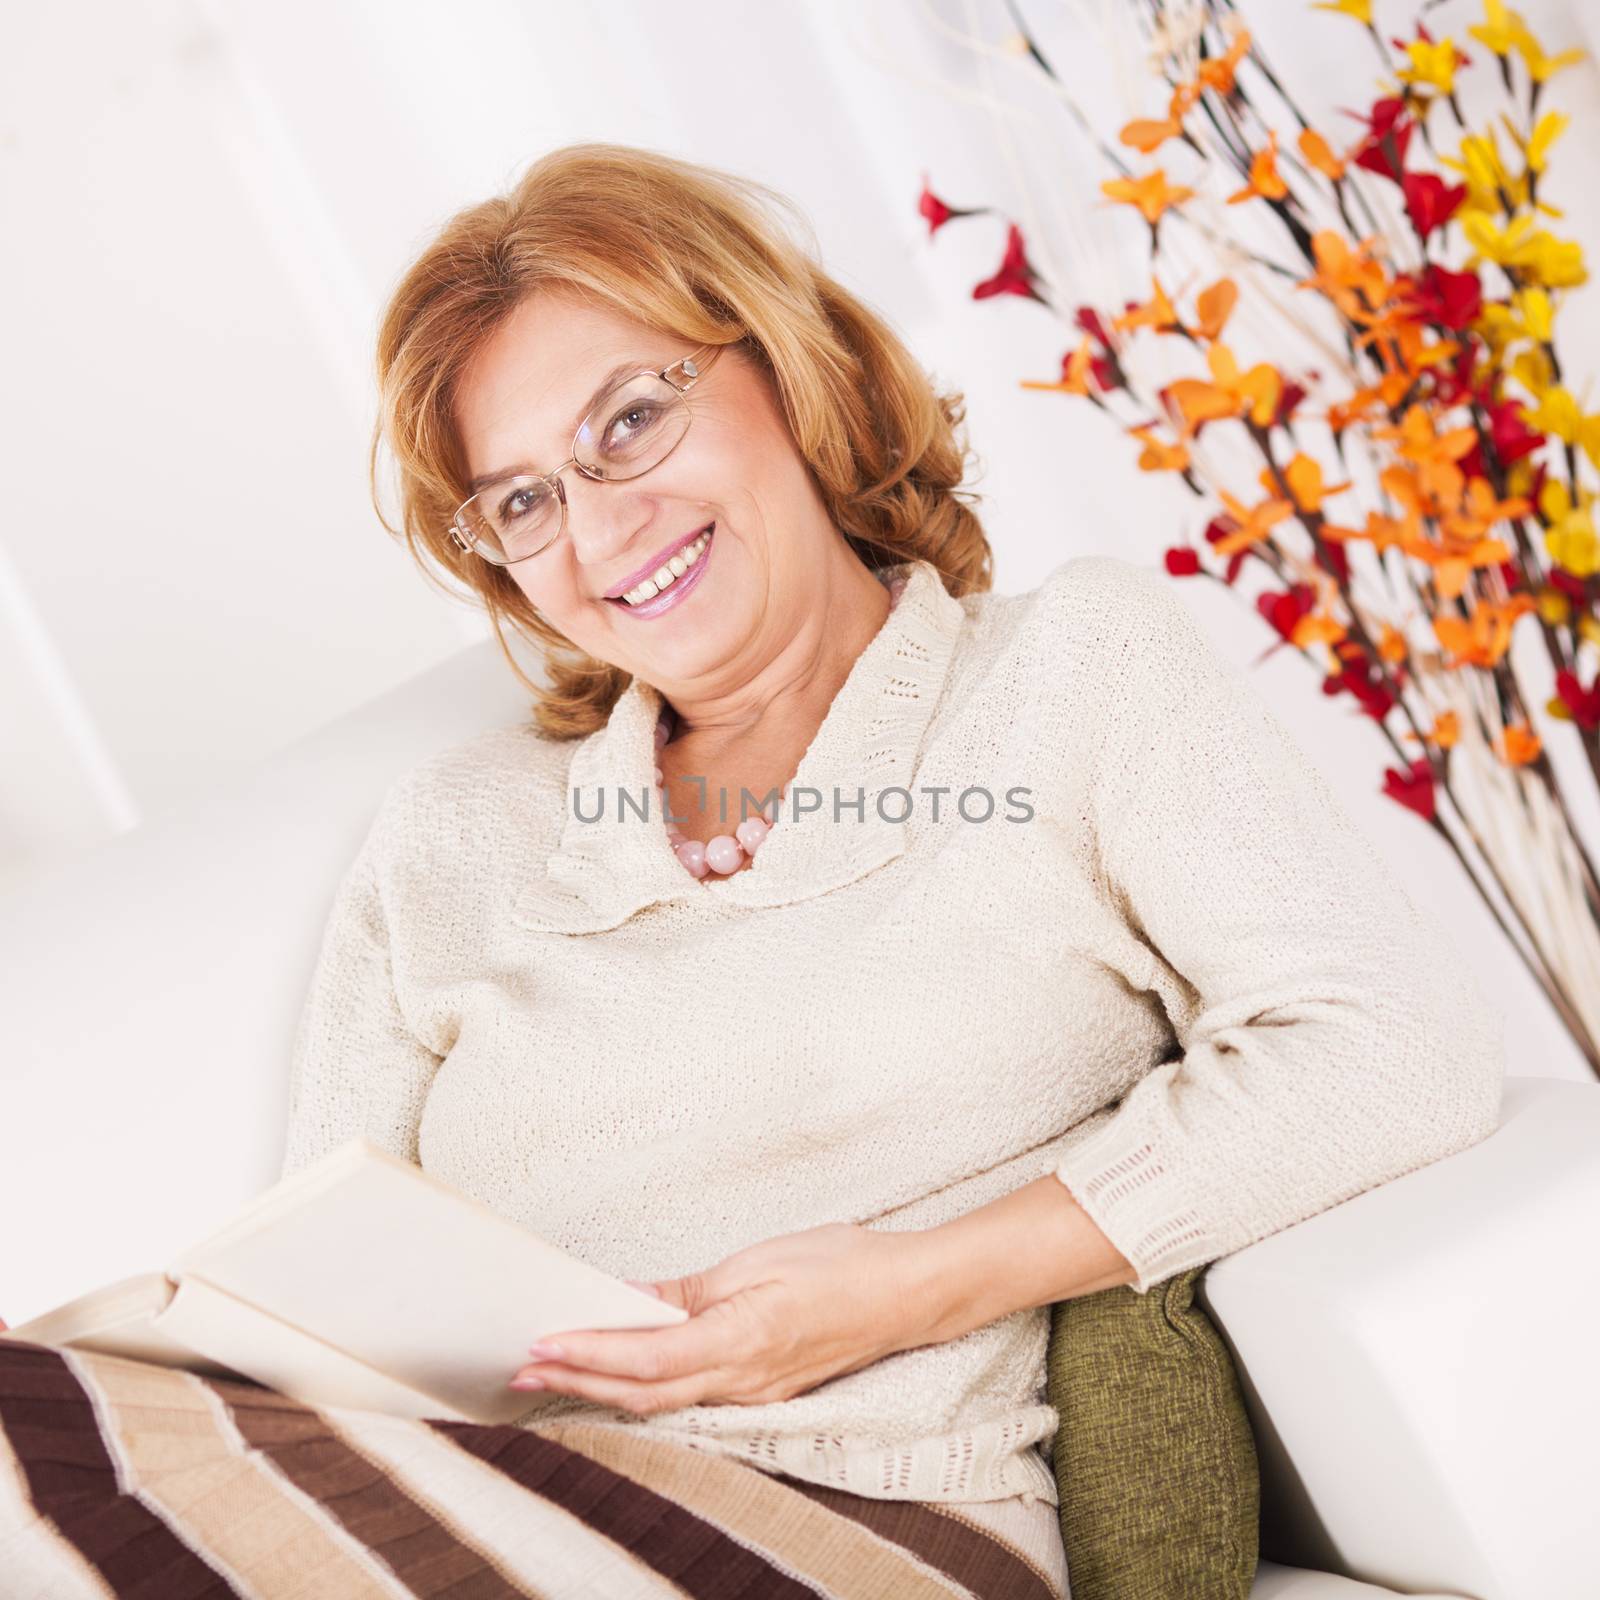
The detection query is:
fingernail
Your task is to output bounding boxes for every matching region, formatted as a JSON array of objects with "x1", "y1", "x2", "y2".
[
  {"x1": 508, "y1": 1375, "x2": 545, "y2": 1391},
  {"x1": 526, "y1": 1341, "x2": 565, "y2": 1360}
]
